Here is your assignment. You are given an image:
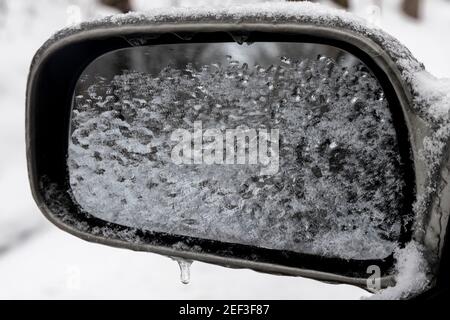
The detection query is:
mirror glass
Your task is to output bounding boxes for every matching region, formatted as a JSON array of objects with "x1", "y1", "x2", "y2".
[{"x1": 68, "y1": 42, "x2": 408, "y2": 260}]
